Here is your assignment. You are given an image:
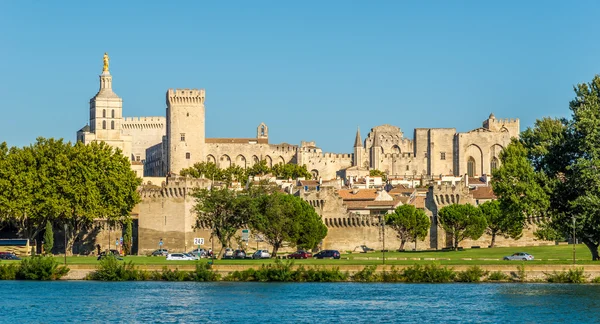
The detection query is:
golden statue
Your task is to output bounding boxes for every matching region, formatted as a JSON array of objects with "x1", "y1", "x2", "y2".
[{"x1": 103, "y1": 52, "x2": 109, "y2": 72}]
